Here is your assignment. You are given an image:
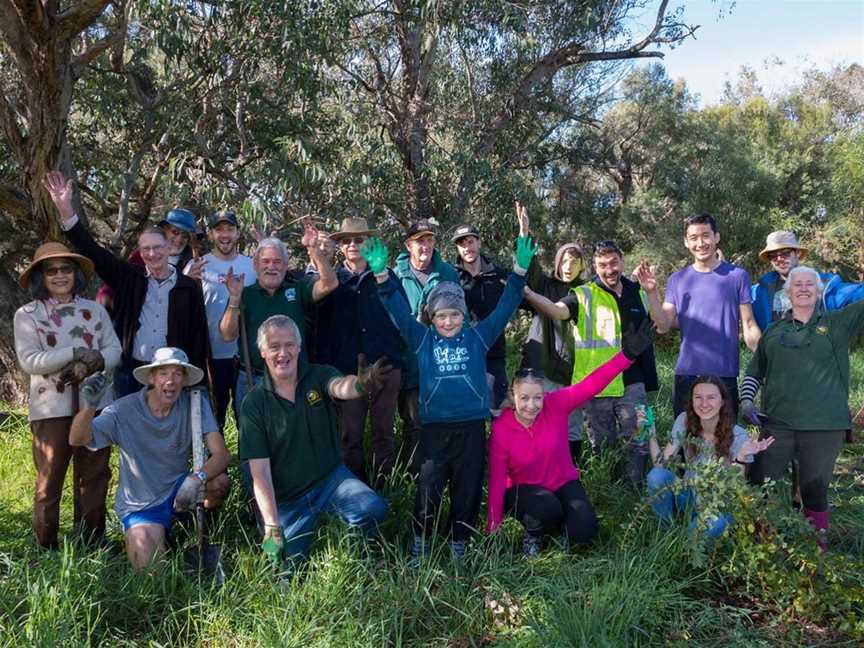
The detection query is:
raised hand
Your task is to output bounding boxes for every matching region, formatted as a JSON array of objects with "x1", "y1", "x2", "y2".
[
  {"x1": 632, "y1": 261, "x2": 658, "y2": 292},
  {"x1": 621, "y1": 318, "x2": 655, "y2": 360},
  {"x1": 515, "y1": 201, "x2": 529, "y2": 238},
  {"x1": 514, "y1": 235, "x2": 538, "y2": 273},
  {"x1": 739, "y1": 436, "x2": 774, "y2": 458},
  {"x1": 185, "y1": 257, "x2": 208, "y2": 281},
  {"x1": 224, "y1": 266, "x2": 245, "y2": 302},
  {"x1": 301, "y1": 217, "x2": 319, "y2": 249},
  {"x1": 80, "y1": 372, "x2": 110, "y2": 408},
  {"x1": 42, "y1": 170, "x2": 75, "y2": 221},
  {"x1": 355, "y1": 353, "x2": 393, "y2": 395},
  {"x1": 360, "y1": 237, "x2": 389, "y2": 275}
]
